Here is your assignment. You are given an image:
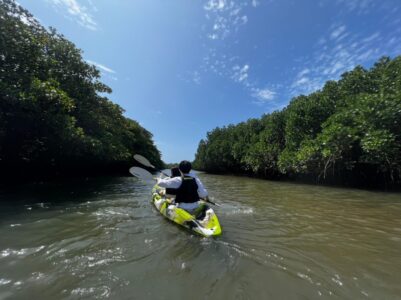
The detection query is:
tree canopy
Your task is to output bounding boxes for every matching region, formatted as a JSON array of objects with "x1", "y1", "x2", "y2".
[
  {"x1": 193, "y1": 56, "x2": 401, "y2": 188},
  {"x1": 0, "y1": 0, "x2": 163, "y2": 180}
]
